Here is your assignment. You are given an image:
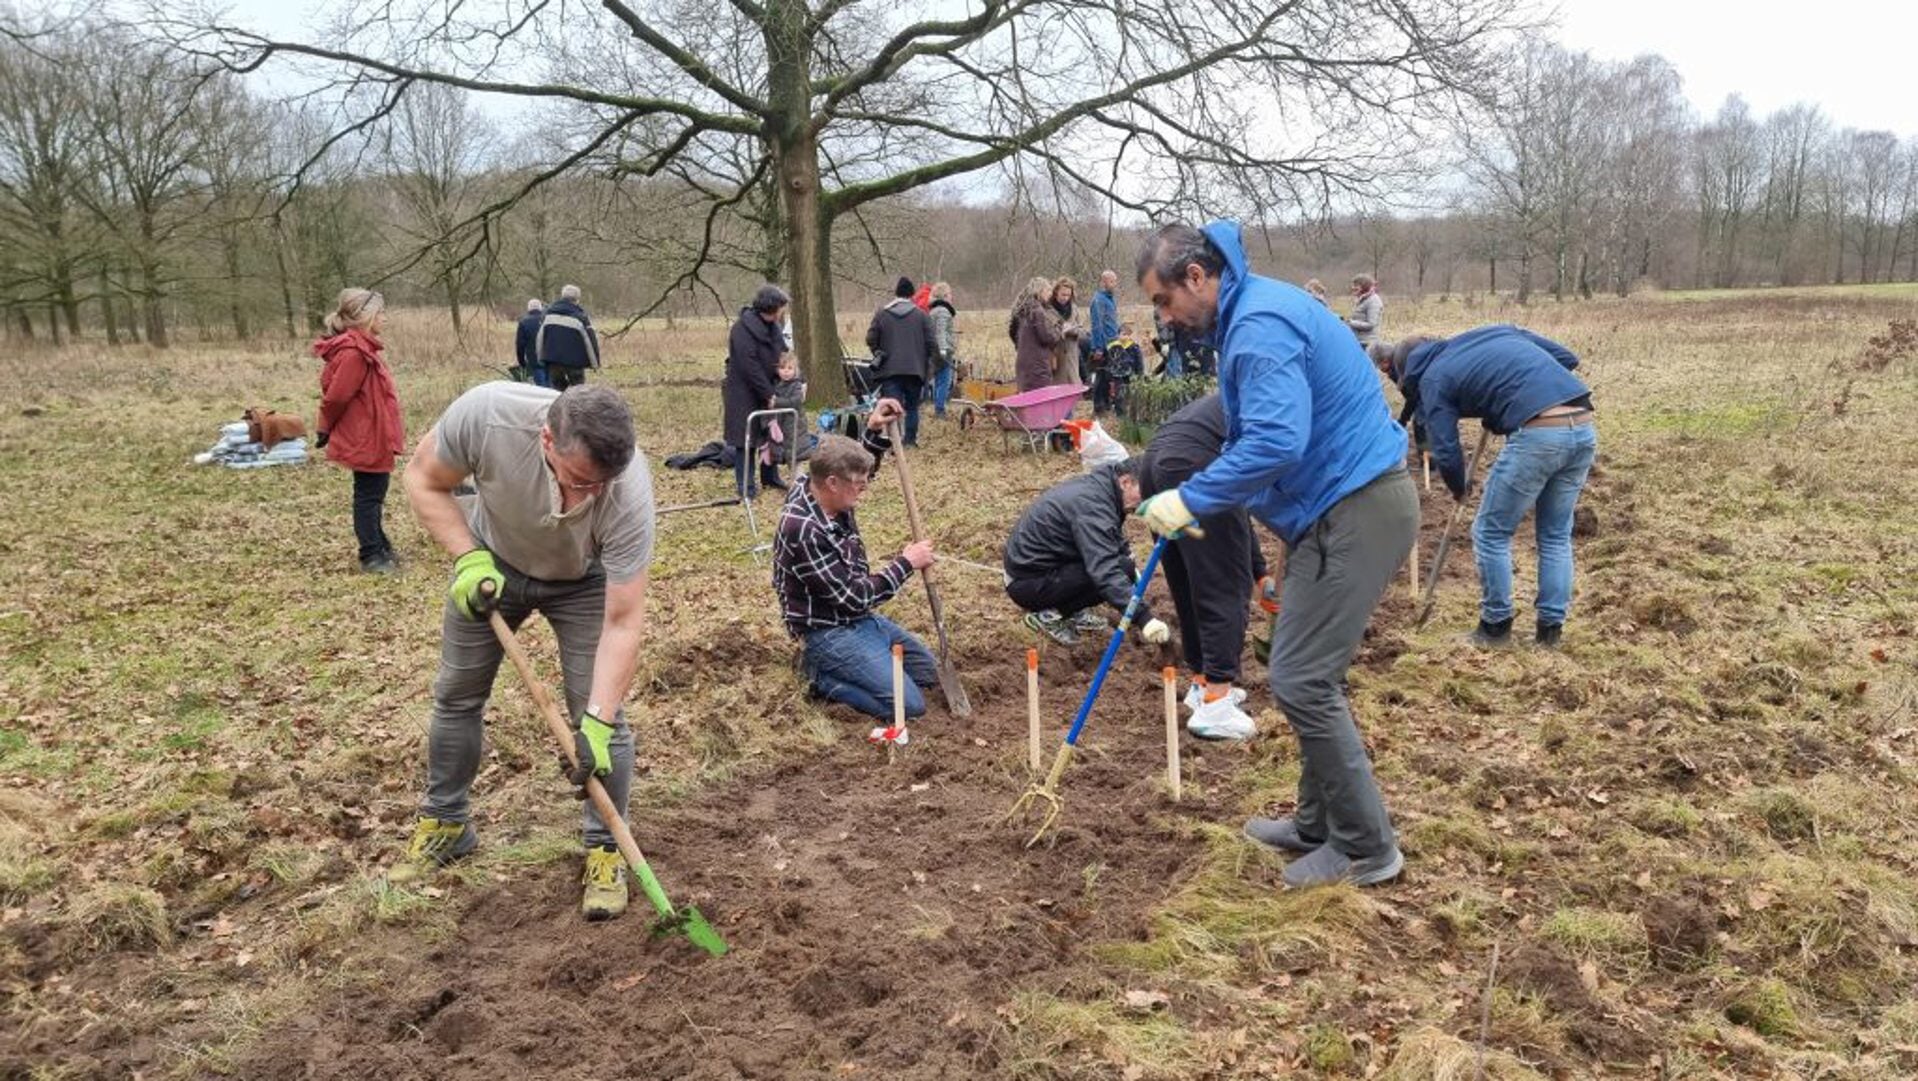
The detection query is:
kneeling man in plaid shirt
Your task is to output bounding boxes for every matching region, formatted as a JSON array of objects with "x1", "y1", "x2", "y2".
[{"x1": 773, "y1": 400, "x2": 940, "y2": 719}]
